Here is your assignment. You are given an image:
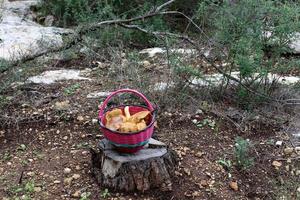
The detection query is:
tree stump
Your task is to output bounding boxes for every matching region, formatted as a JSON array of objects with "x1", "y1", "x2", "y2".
[{"x1": 90, "y1": 138, "x2": 178, "y2": 192}]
